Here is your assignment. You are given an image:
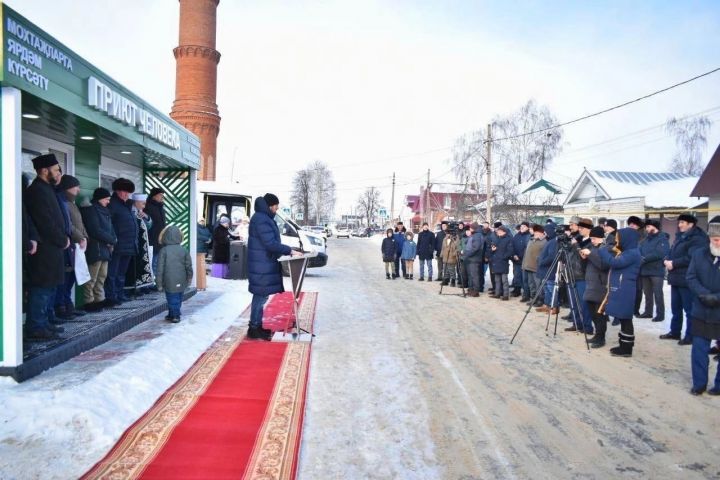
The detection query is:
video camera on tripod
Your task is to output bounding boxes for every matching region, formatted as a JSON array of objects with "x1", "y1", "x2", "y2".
[
  {"x1": 555, "y1": 225, "x2": 573, "y2": 250},
  {"x1": 446, "y1": 221, "x2": 460, "y2": 238}
]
